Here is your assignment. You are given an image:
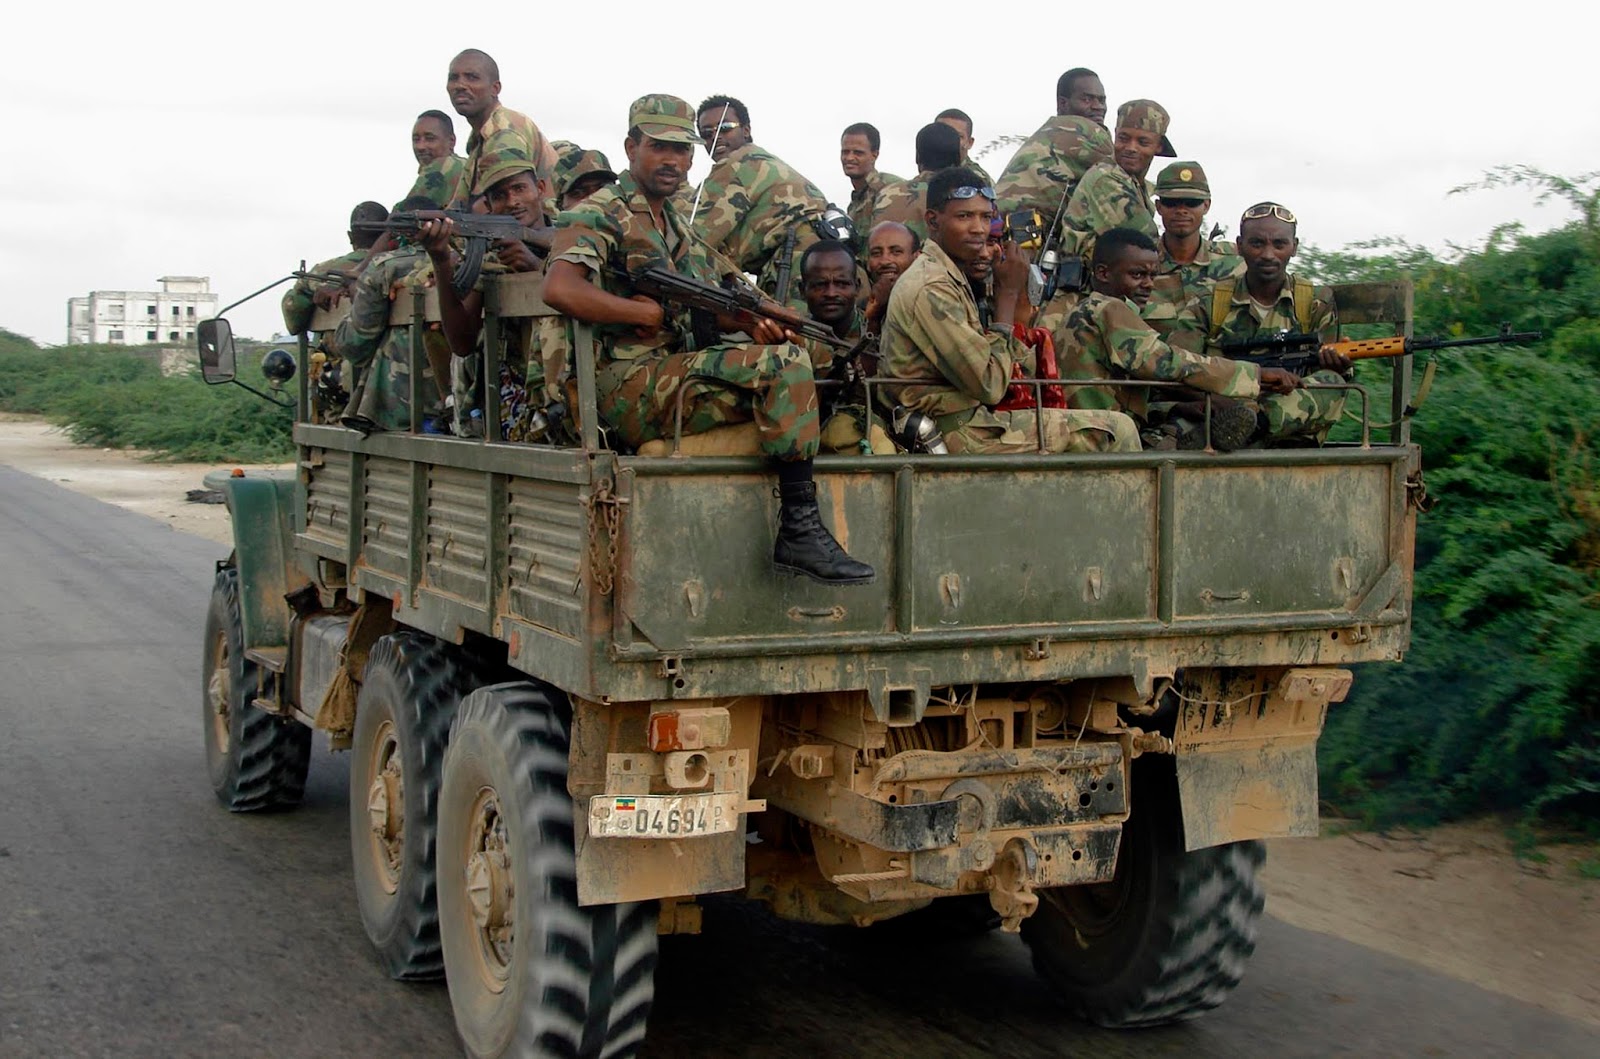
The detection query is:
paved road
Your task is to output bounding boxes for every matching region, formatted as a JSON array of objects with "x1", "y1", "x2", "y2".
[{"x1": 1, "y1": 464, "x2": 1595, "y2": 1058}]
